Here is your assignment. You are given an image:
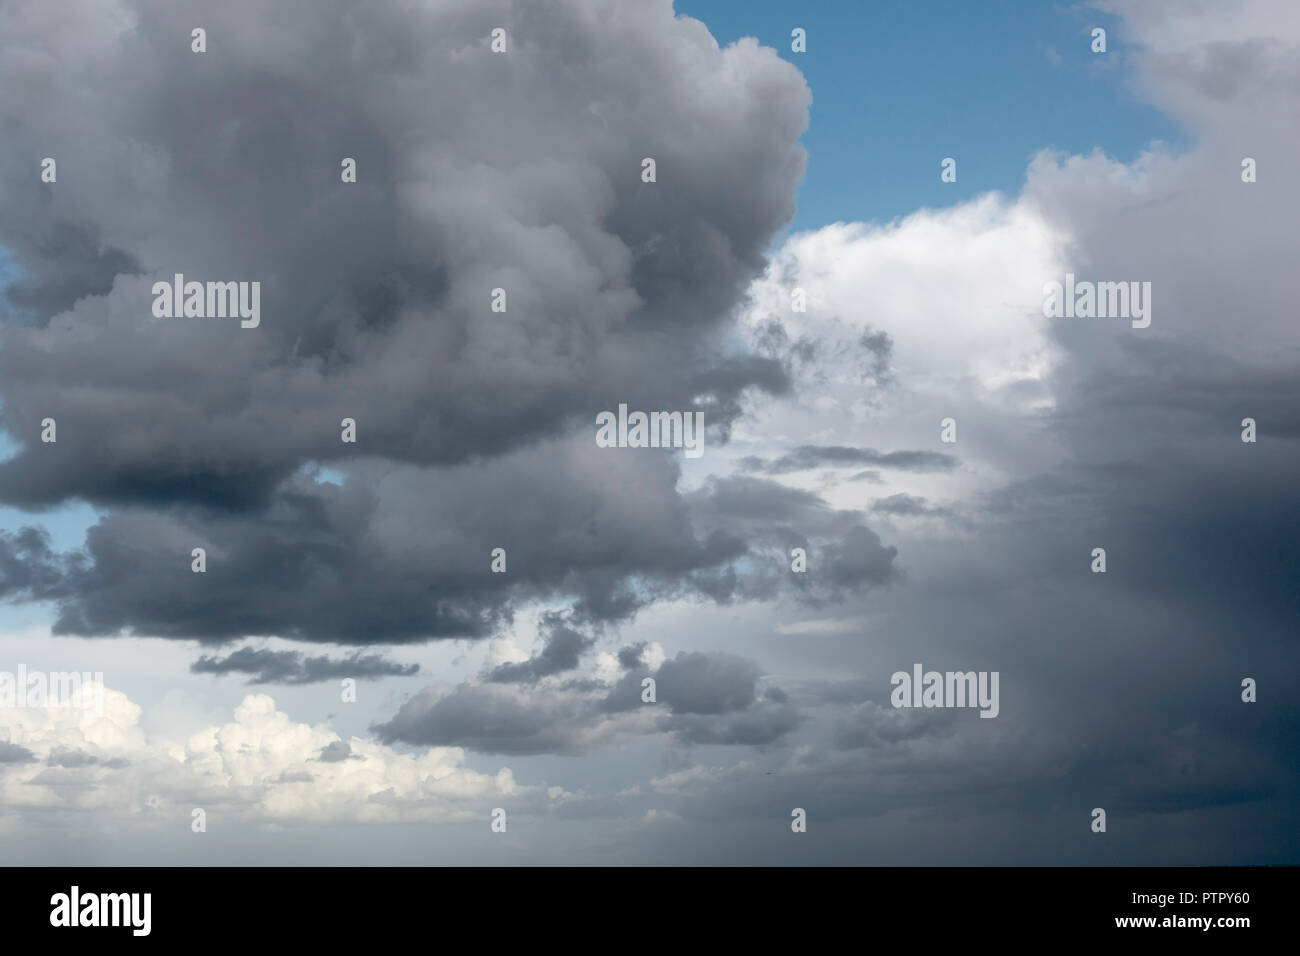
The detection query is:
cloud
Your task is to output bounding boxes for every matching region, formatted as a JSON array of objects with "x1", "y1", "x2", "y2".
[
  {"x1": 616, "y1": 642, "x2": 649, "y2": 670},
  {"x1": 484, "y1": 619, "x2": 594, "y2": 684},
  {"x1": 681, "y1": 474, "x2": 900, "y2": 604},
  {"x1": 6, "y1": 431, "x2": 898, "y2": 642},
  {"x1": 0, "y1": 0, "x2": 809, "y2": 511},
  {"x1": 870, "y1": 493, "x2": 966, "y2": 526},
  {"x1": 0, "y1": 683, "x2": 529, "y2": 825},
  {"x1": 317, "y1": 741, "x2": 355, "y2": 763},
  {"x1": 655, "y1": 651, "x2": 759, "y2": 715},
  {"x1": 0, "y1": 0, "x2": 1297, "y2": 865},
  {"x1": 190, "y1": 646, "x2": 419, "y2": 685},
  {"x1": 372, "y1": 682, "x2": 604, "y2": 756},
  {"x1": 0, "y1": 740, "x2": 37, "y2": 764},
  {"x1": 0, "y1": 527, "x2": 80, "y2": 603},
  {"x1": 375, "y1": 648, "x2": 797, "y2": 755},
  {"x1": 0, "y1": 0, "x2": 819, "y2": 649},
  {"x1": 740, "y1": 445, "x2": 958, "y2": 475},
  {"x1": 46, "y1": 746, "x2": 106, "y2": 768}
]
